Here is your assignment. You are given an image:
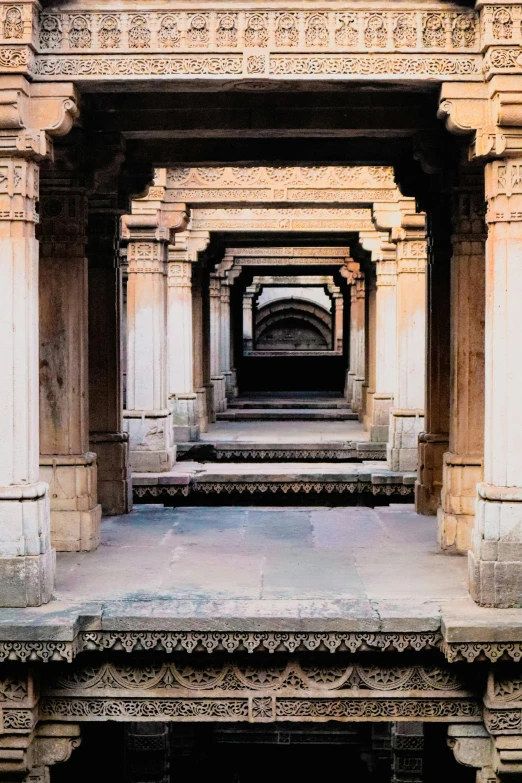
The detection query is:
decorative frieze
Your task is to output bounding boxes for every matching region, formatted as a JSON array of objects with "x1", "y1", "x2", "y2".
[
  {"x1": 34, "y1": 8, "x2": 480, "y2": 56},
  {"x1": 37, "y1": 657, "x2": 481, "y2": 724}
]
